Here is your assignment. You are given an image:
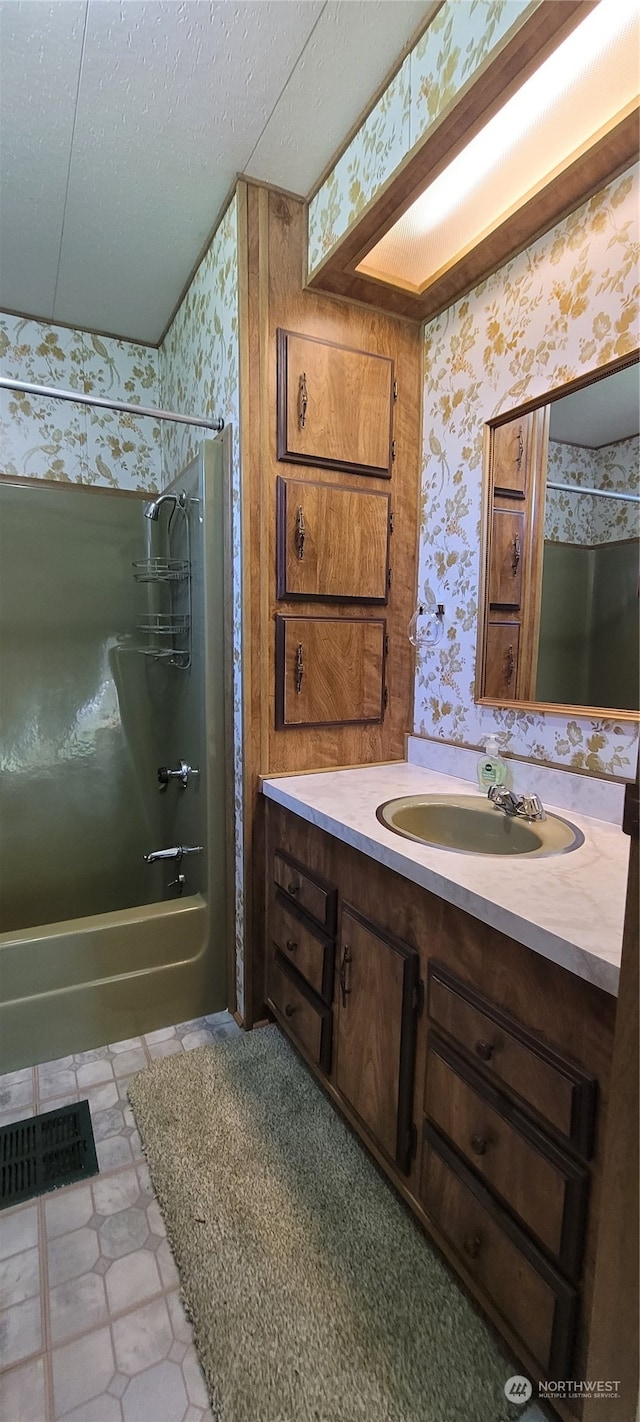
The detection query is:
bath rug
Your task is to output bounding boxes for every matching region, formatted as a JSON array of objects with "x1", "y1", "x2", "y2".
[{"x1": 128, "y1": 1025, "x2": 521, "y2": 1422}]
